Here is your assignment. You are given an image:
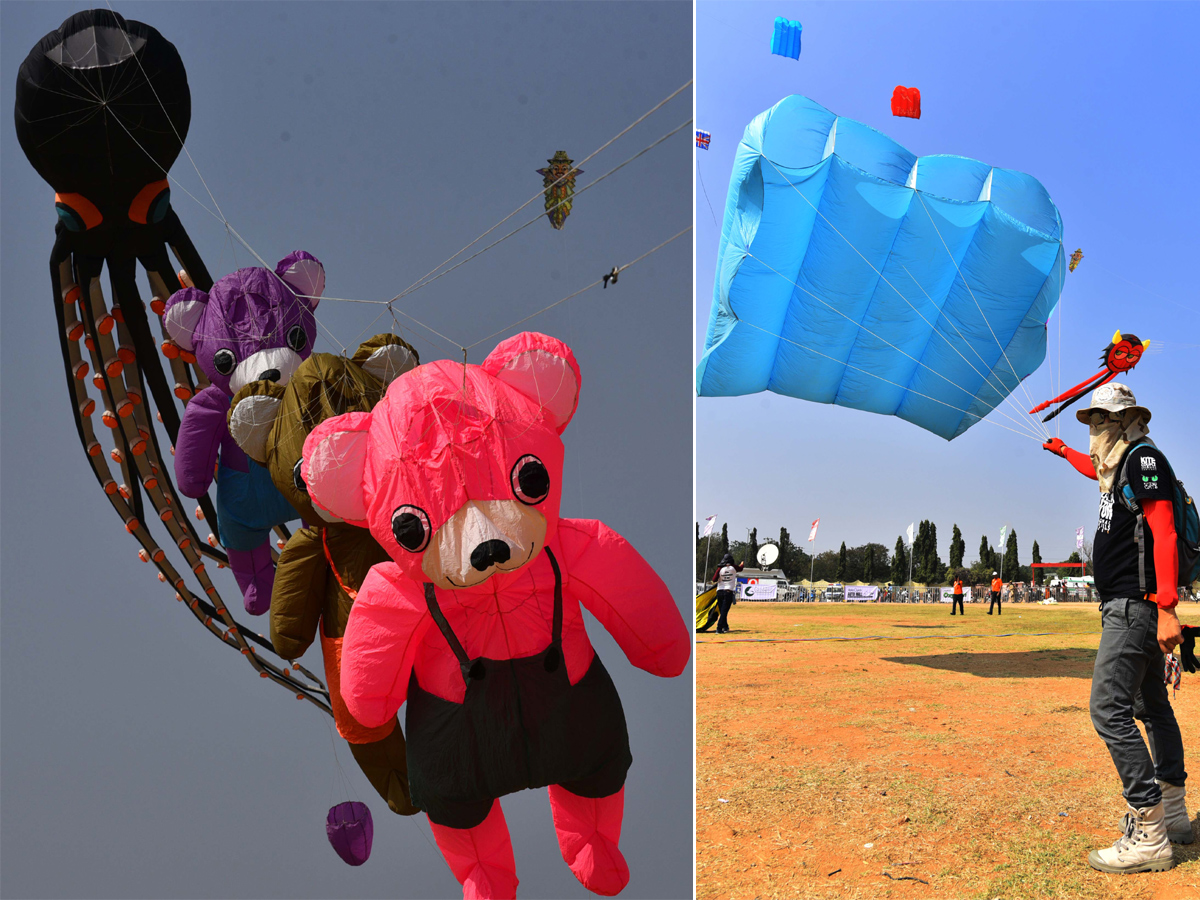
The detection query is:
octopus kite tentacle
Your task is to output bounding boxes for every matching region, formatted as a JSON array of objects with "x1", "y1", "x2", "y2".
[{"x1": 22, "y1": 10, "x2": 329, "y2": 713}]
